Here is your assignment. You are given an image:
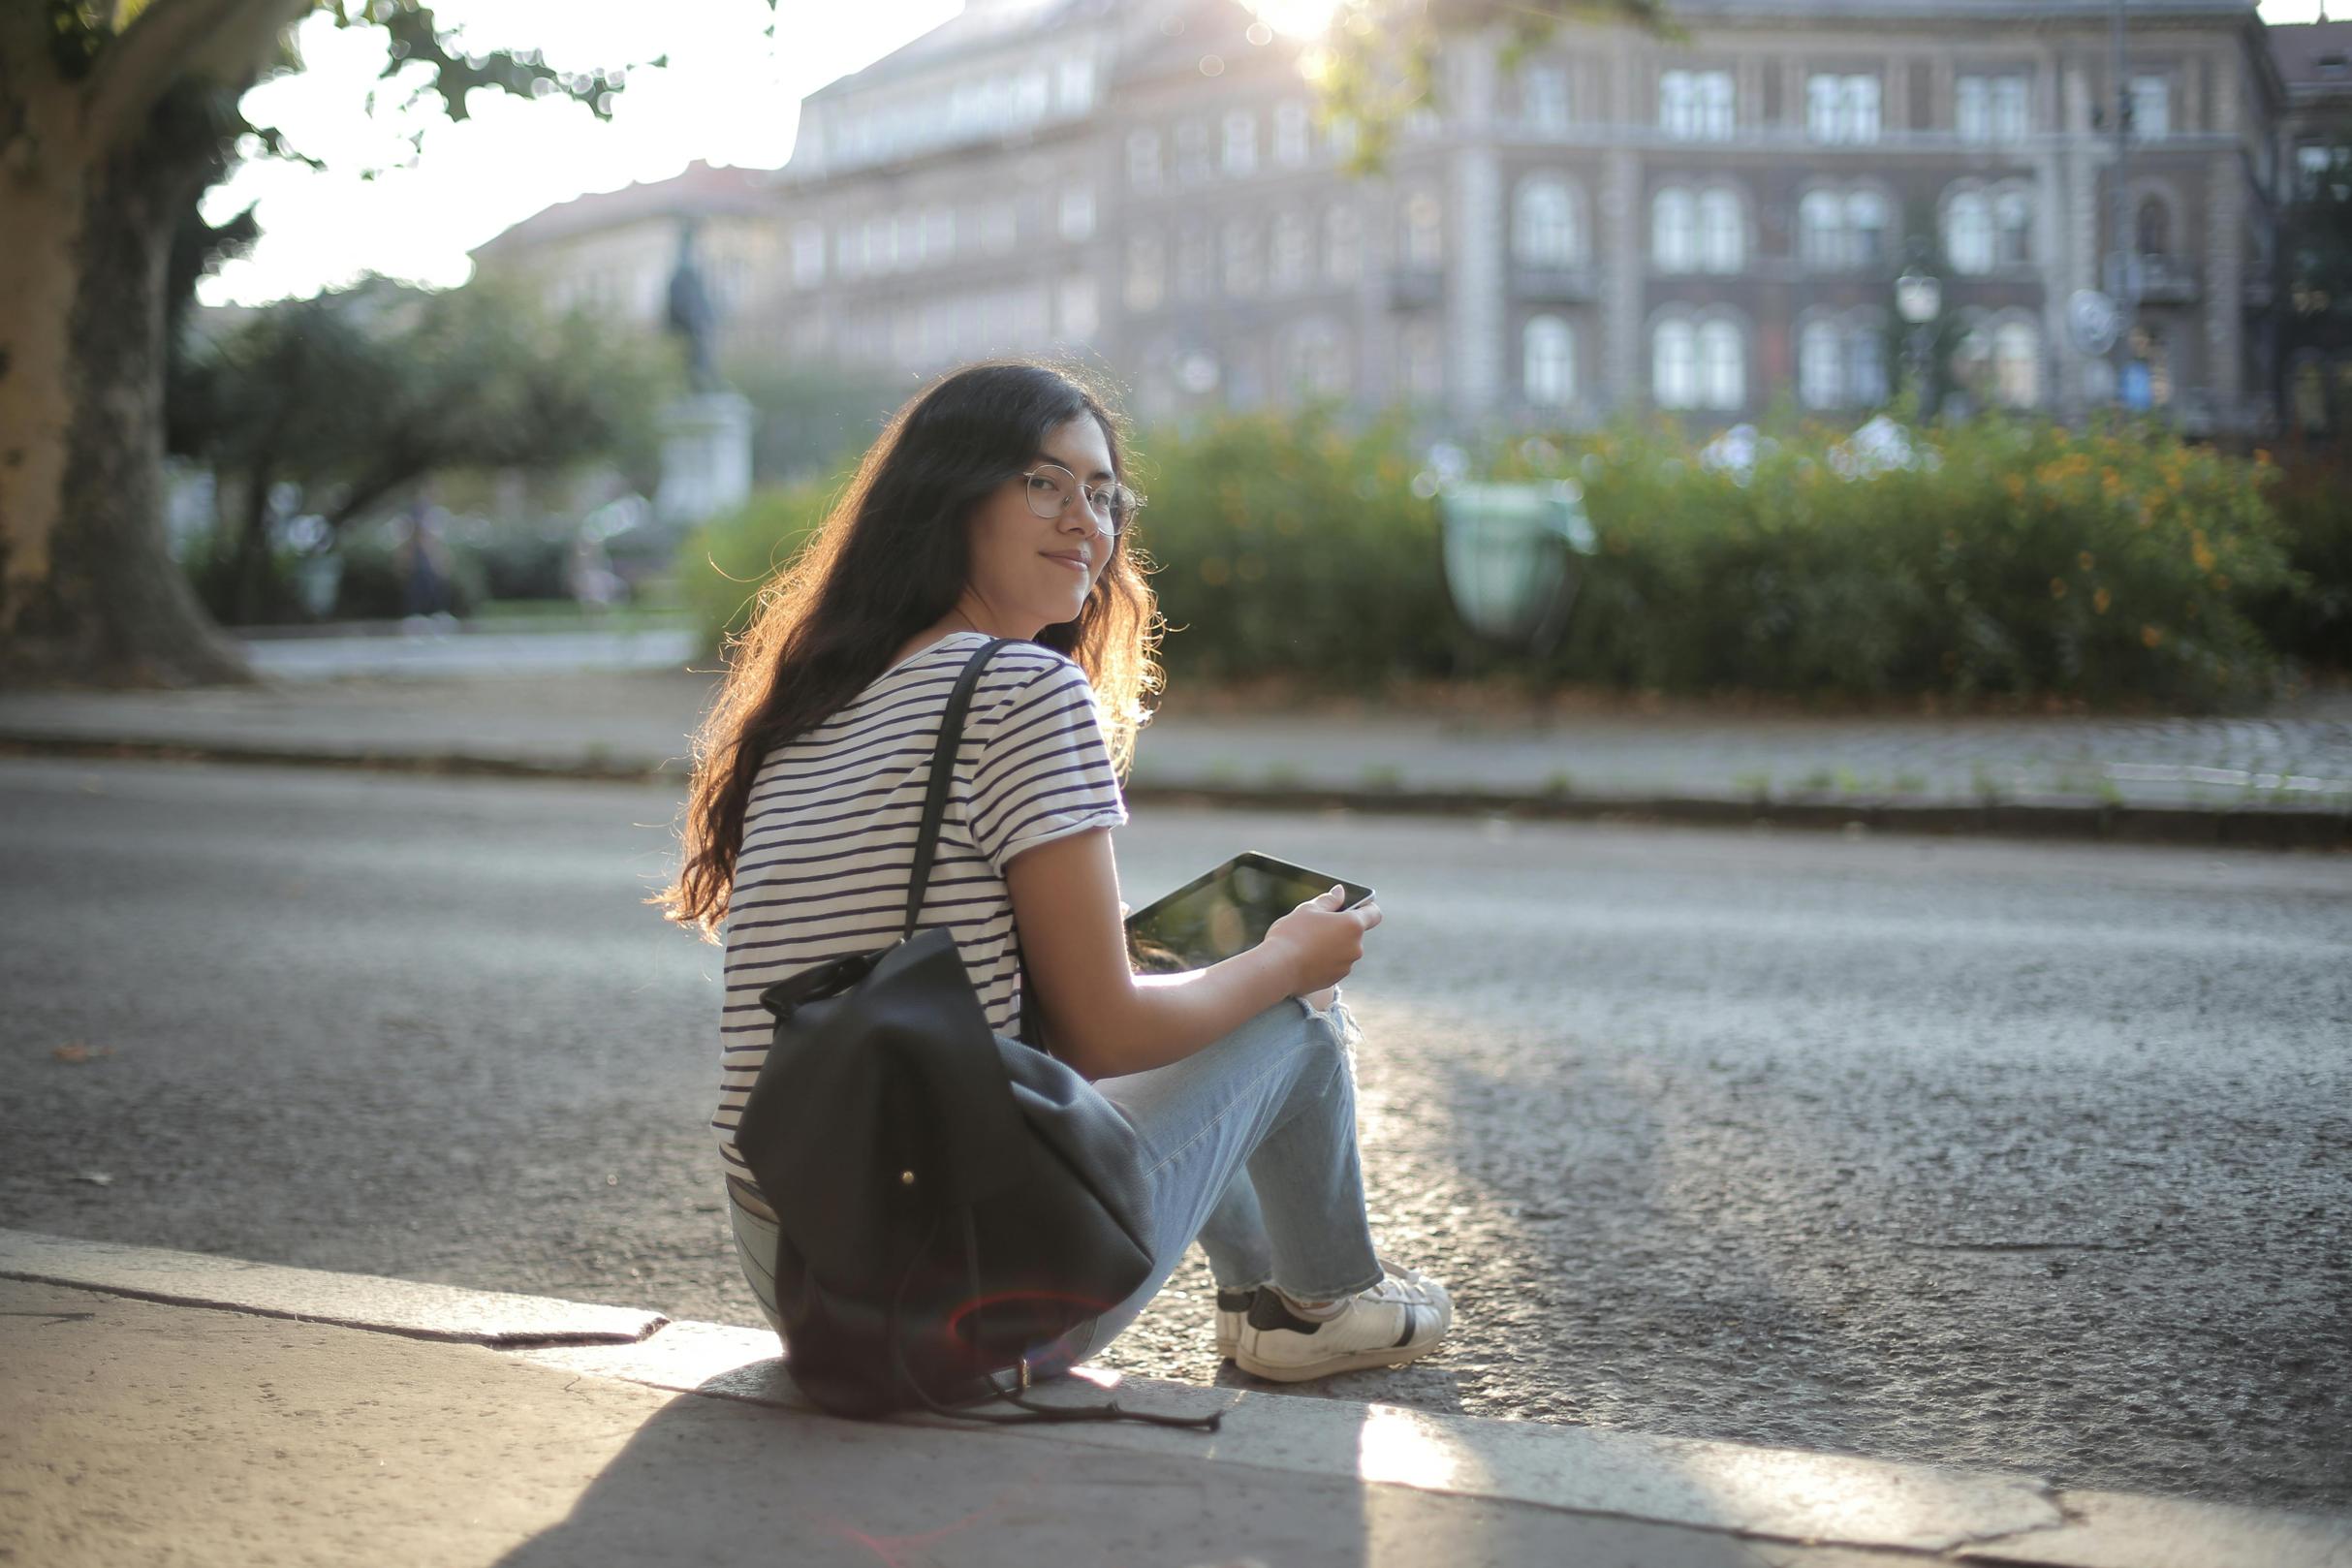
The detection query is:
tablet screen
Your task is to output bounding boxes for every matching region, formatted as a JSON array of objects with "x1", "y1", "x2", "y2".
[{"x1": 1125, "y1": 853, "x2": 1373, "y2": 973}]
